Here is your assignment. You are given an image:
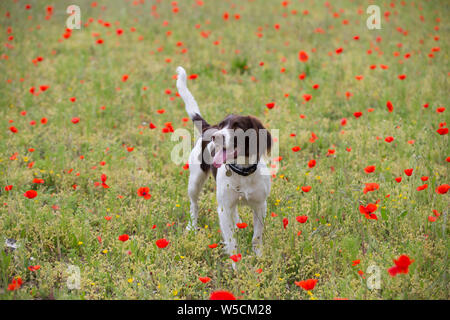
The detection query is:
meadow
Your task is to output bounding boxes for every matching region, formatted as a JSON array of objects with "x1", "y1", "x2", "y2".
[{"x1": 0, "y1": 0, "x2": 448, "y2": 300}]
